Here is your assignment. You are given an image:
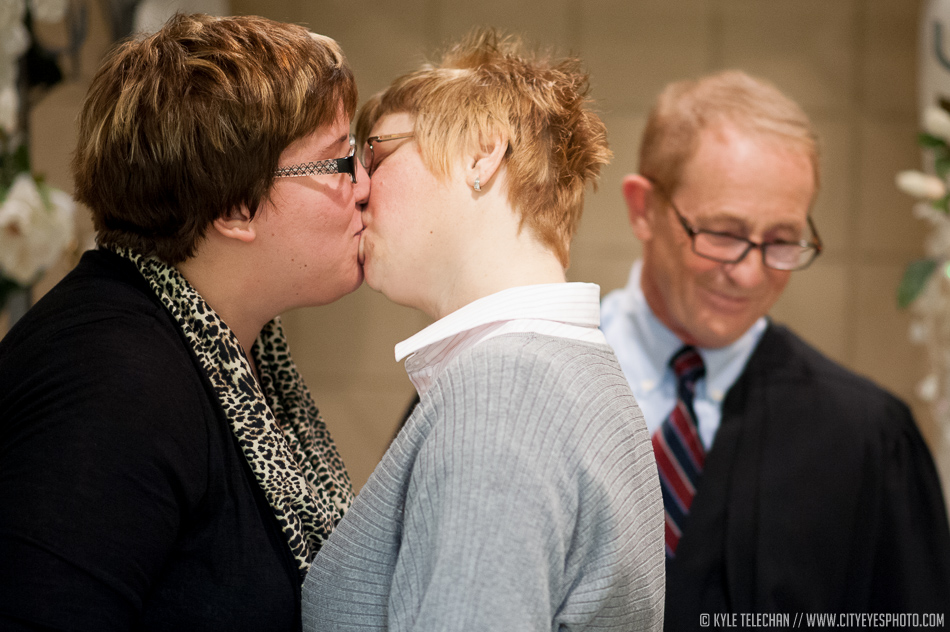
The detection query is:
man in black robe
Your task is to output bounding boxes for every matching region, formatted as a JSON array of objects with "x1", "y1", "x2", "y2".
[{"x1": 601, "y1": 70, "x2": 950, "y2": 628}]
